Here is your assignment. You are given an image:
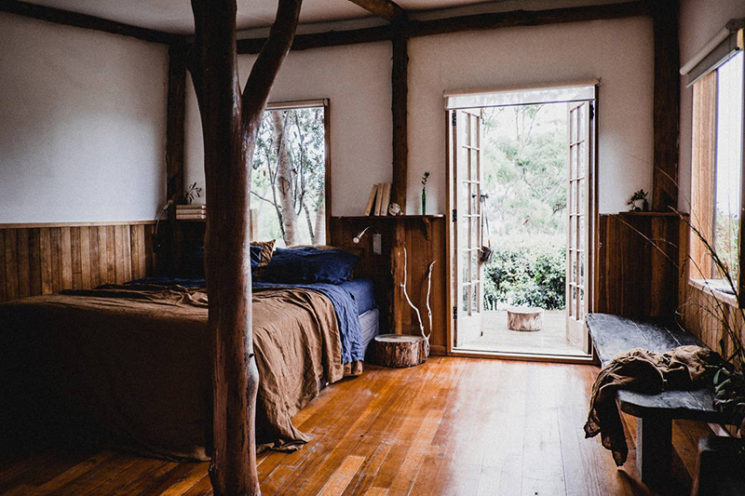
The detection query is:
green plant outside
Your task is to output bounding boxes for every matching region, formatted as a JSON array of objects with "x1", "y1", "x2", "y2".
[{"x1": 483, "y1": 241, "x2": 566, "y2": 311}]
